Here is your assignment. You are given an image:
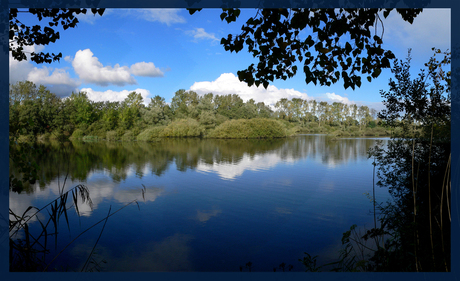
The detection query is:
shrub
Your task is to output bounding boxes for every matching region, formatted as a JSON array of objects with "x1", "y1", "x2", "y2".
[
  {"x1": 106, "y1": 131, "x2": 118, "y2": 141},
  {"x1": 86, "y1": 121, "x2": 106, "y2": 139},
  {"x1": 137, "y1": 126, "x2": 166, "y2": 141},
  {"x1": 49, "y1": 129, "x2": 67, "y2": 141},
  {"x1": 348, "y1": 126, "x2": 360, "y2": 132},
  {"x1": 37, "y1": 133, "x2": 50, "y2": 142},
  {"x1": 16, "y1": 135, "x2": 35, "y2": 143},
  {"x1": 207, "y1": 118, "x2": 286, "y2": 139},
  {"x1": 82, "y1": 135, "x2": 99, "y2": 142},
  {"x1": 122, "y1": 130, "x2": 135, "y2": 141},
  {"x1": 162, "y1": 118, "x2": 204, "y2": 137},
  {"x1": 70, "y1": 129, "x2": 84, "y2": 140}
]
